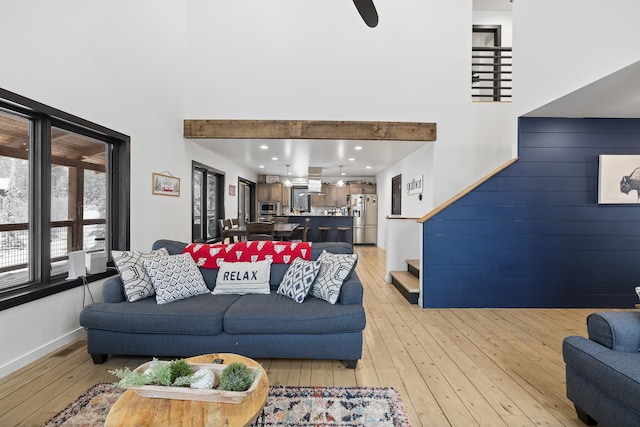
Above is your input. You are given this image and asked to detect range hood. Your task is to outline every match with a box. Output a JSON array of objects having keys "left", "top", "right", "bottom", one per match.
[{"left": 307, "top": 167, "right": 323, "bottom": 194}]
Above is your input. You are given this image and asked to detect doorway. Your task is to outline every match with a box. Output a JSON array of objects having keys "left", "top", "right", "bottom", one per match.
[
  {"left": 192, "top": 162, "right": 225, "bottom": 242},
  {"left": 392, "top": 174, "right": 402, "bottom": 215},
  {"left": 237, "top": 179, "right": 255, "bottom": 225}
]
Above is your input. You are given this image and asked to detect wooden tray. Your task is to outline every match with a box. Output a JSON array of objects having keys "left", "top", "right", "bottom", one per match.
[{"left": 127, "top": 361, "right": 262, "bottom": 404}]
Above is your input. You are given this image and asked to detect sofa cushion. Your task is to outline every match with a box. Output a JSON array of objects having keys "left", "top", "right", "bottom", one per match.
[
  {"left": 310, "top": 242, "right": 353, "bottom": 259},
  {"left": 112, "top": 248, "right": 169, "bottom": 302},
  {"left": 213, "top": 259, "right": 272, "bottom": 295},
  {"left": 277, "top": 258, "right": 320, "bottom": 303},
  {"left": 311, "top": 251, "right": 358, "bottom": 304},
  {"left": 79, "top": 293, "right": 240, "bottom": 335},
  {"left": 223, "top": 293, "right": 366, "bottom": 334},
  {"left": 143, "top": 253, "right": 209, "bottom": 304}
]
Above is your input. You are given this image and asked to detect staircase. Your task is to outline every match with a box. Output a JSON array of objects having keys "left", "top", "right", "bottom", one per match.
[{"left": 390, "top": 259, "right": 420, "bottom": 304}]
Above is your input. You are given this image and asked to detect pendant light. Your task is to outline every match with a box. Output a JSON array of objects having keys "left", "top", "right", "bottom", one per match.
[
  {"left": 336, "top": 166, "right": 345, "bottom": 187},
  {"left": 283, "top": 165, "right": 292, "bottom": 187}
]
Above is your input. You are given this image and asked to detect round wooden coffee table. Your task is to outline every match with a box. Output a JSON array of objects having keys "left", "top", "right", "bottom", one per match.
[{"left": 105, "top": 353, "right": 269, "bottom": 427}]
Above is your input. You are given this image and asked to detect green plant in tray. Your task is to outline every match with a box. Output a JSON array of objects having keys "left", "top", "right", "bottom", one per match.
[
  {"left": 218, "top": 362, "right": 256, "bottom": 392},
  {"left": 110, "top": 358, "right": 194, "bottom": 388}
]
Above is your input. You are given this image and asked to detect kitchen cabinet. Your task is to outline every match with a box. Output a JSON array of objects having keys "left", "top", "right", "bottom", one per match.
[
  {"left": 324, "top": 184, "right": 348, "bottom": 206},
  {"left": 347, "top": 183, "right": 377, "bottom": 194},
  {"left": 310, "top": 188, "right": 326, "bottom": 207},
  {"left": 281, "top": 186, "right": 290, "bottom": 209},
  {"left": 256, "top": 183, "right": 282, "bottom": 202}
]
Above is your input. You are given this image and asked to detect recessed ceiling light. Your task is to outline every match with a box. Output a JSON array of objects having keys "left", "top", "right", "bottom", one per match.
[
  {"left": 355, "top": 146, "right": 363, "bottom": 150},
  {"left": 348, "top": 158, "right": 355, "bottom": 161},
  {"left": 259, "top": 165, "right": 265, "bottom": 168},
  {"left": 366, "top": 166, "right": 372, "bottom": 169},
  {"left": 272, "top": 157, "right": 278, "bottom": 161},
  {"left": 260, "top": 145, "right": 268, "bottom": 150}
]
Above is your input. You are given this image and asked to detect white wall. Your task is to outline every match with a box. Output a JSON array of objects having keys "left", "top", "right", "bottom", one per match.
[{"left": 513, "top": 0, "right": 640, "bottom": 118}]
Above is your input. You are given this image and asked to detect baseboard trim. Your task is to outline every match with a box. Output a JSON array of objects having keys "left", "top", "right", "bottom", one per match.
[{"left": 0, "top": 327, "right": 86, "bottom": 380}]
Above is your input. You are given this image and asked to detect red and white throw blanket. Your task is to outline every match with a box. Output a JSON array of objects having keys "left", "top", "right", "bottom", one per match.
[{"left": 182, "top": 241, "right": 312, "bottom": 269}]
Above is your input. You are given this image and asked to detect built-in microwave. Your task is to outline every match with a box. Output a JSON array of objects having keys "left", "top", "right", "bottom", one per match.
[{"left": 258, "top": 201, "right": 281, "bottom": 215}]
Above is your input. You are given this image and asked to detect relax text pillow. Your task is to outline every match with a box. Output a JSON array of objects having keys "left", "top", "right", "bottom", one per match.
[{"left": 212, "top": 259, "right": 272, "bottom": 295}]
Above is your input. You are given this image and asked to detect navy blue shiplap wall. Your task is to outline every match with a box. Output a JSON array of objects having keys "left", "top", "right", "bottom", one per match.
[{"left": 423, "top": 117, "right": 640, "bottom": 308}]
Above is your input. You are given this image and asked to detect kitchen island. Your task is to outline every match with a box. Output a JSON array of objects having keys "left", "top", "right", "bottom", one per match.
[{"left": 279, "top": 215, "right": 353, "bottom": 244}]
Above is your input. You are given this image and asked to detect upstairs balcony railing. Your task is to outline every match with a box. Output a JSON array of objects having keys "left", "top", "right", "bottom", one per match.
[{"left": 472, "top": 46, "right": 512, "bottom": 102}]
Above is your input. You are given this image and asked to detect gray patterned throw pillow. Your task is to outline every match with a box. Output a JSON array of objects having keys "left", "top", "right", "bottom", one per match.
[
  {"left": 112, "top": 248, "right": 169, "bottom": 302},
  {"left": 143, "top": 253, "right": 209, "bottom": 305},
  {"left": 310, "top": 251, "right": 358, "bottom": 304},
  {"left": 277, "top": 257, "right": 320, "bottom": 303}
]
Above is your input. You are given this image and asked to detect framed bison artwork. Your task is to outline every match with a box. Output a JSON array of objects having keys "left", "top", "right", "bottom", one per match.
[{"left": 598, "top": 155, "right": 640, "bottom": 204}]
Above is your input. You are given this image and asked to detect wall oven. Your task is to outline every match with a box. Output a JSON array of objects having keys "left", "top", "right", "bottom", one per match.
[{"left": 258, "top": 201, "right": 281, "bottom": 216}]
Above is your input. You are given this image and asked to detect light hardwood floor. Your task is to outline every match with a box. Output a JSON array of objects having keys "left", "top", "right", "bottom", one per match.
[{"left": 0, "top": 245, "right": 604, "bottom": 426}]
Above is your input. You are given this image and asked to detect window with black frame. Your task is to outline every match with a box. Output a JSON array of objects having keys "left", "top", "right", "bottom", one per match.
[{"left": 0, "top": 89, "right": 130, "bottom": 310}]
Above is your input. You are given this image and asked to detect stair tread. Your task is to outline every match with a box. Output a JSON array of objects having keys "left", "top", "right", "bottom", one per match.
[
  {"left": 406, "top": 259, "right": 420, "bottom": 271},
  {"left": 390, "top": 271, "right": 419, "bottom": 293}
]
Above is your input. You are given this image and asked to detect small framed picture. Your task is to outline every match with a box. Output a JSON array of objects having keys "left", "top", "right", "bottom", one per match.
[
  {"left": 229, "top": 184, "right": 236, "bottom": 196},
  {"left": 598, "top": 154, "right": 640, "bottom": 204},
  {"left": 152, "top": 173, "right": 180, "bottom": 197}
]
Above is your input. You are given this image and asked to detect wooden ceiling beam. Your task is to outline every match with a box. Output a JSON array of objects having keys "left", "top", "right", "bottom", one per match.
[{"left": 184, "top": 119, "right": 437, "bottom": 142}]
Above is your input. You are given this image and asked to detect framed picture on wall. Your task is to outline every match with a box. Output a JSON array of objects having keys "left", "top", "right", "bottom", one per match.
[
  {"left": 598, "top": 154, "right": 640, "bottom": 204},
  {"left": 152, "top": 172, "right": 180, "bottom": 197}
]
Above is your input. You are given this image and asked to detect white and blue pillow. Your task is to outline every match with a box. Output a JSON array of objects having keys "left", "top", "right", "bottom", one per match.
[
  {"left": 277, "top": 257, "right": 320, "bottom": 303},
  {"left": 310, "top": 251, "right": 358, "bottom": 304},
  {"left": 143, "top": 253, "right": 209, "bottom": 305},
  {"left": 112, "top": 248, "right": 169, "bottom": 302}
]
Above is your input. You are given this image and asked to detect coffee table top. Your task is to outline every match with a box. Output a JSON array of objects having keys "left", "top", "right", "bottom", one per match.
[{"left": 105, "top": 353, "right": 269, "bottom": 427}]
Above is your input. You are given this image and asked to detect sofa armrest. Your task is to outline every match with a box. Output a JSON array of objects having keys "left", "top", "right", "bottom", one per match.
[
  {"left": 103, "top": 276, "right": 126, "bottom": 303},
  {"left": 152, "top": 239, "right": 188, "bottom": 255},
  {"left": 338, "top": 278, "right": 363, "bottom": 305},
  {"left": 587, "top": 311, "right": 640, "bottom": 352}
]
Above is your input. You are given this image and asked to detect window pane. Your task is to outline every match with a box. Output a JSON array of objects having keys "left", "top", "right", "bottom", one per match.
[
  {"left": 192, "top": 169, "right": 203, "bottom": 241},
  {"left": 206, "top": 174, "right": 216, "bottom": 239},
  {"left": 0, "top": 111, "right": 30, "bottom": 289},
  {"left": 84, "top": 169, "right": 106, "bottom": 252},
  {"left": 50, "top": 127, "right": 107, "bottom": 277}
]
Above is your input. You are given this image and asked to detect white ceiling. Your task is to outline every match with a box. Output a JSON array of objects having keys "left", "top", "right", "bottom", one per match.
[{"left": 192, "top": 137, "right": 430, "bottom": 178}]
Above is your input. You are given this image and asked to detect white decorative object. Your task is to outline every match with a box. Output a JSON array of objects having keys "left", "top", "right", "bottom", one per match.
[
  {"left": 190, "top": 368, "right": 216, "bottom": 390},
  {"left": 635, "top": 286, "right": 640, "bottom": 300},
  {"left": 406, "top": 174, "right": 423, "bottom": 196}
]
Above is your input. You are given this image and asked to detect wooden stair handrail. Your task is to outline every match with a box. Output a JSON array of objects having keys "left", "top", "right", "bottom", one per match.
[{"left": 417, "top": 158, "right": 519, "bottom": 223}]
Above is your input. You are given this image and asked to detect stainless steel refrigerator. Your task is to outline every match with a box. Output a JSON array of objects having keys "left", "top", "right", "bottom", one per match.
[{"left": 348, "top": 194, "right": 378, "bottom": 244}]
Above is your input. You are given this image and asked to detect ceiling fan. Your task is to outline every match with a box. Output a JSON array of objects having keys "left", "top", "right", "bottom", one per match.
[{"left": 353, "top": 0, "right": 379, "bottom": 27}]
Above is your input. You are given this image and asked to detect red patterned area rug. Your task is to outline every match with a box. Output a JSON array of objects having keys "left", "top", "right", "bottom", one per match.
[{"left": 45, "top": 383, "right": 412, "bottom": 426}]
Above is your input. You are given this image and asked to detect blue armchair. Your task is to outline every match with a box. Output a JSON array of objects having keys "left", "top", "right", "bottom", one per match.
[{"left": 563, "top": 311, "right": 640, "bottom": 426}]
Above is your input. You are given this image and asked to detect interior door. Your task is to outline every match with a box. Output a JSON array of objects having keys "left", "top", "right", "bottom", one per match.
[
  {"left": 392, "top": 174, "right": 401, "bottom": 215},
  {"left": 192, "top": 163, "right": 224, "bottom": 242}
]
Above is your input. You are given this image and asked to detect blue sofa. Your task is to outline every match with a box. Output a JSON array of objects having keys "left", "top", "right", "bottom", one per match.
[
  {"left": 80, "top": 240, "right": 366, "bottom": 368},
  {"left": 563, "top": 311, "right": 640, "bottom": 426}
]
